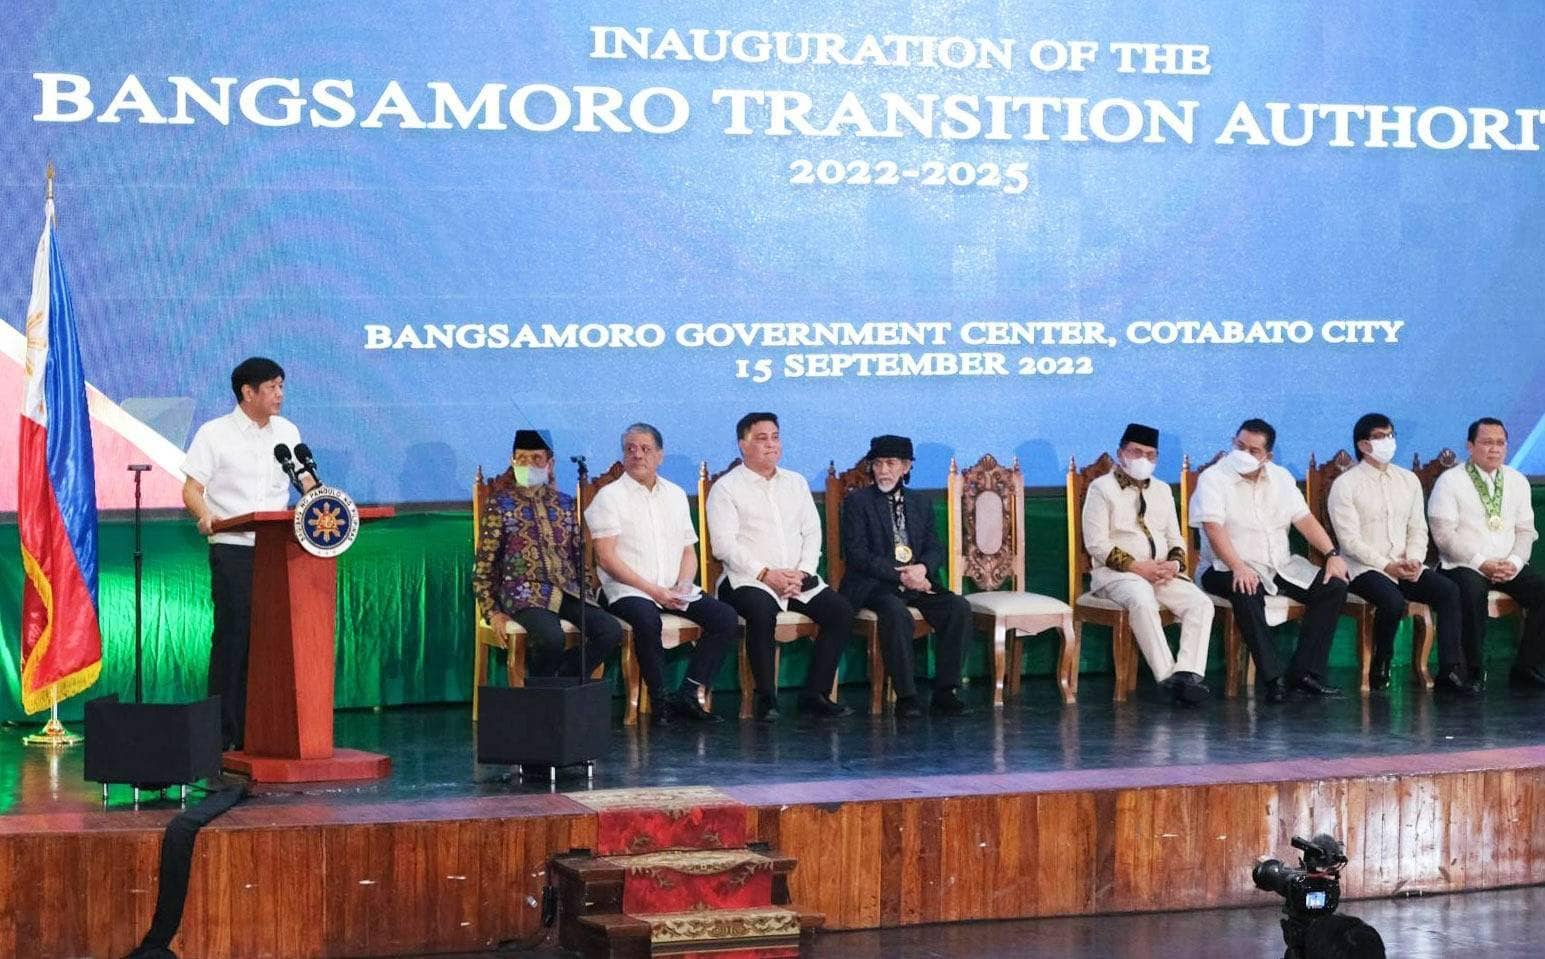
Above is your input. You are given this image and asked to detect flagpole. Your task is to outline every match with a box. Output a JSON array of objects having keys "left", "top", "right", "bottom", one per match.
[
  {"left": 21, "top": 162, "right": 85, "bottom": 749},
  {"left": 23, "top": 688, "right": 84, "bottom": 747}
]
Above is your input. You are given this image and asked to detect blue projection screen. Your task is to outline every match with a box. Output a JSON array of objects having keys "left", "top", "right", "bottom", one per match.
[{"left": 3, "top": 2, "right": 1543, "bottom": 502}]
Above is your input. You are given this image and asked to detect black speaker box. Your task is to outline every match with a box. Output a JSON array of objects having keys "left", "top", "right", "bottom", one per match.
[
  {"left": 476, "top": 678, "right": 610, "bottom": 767},
  {"left": 83, "top": 695, "right": 224, "bottom": 788}
]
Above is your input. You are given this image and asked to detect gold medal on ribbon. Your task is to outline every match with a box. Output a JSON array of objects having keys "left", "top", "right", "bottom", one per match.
[
  {"left": 894, "top": 543, "right": 913, "bottom": 563},
  {"left": 1488, "top": 514, "right": 1505, "bottom": 533}
]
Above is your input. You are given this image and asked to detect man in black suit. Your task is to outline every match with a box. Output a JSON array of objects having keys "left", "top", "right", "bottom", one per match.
[{"left": 838, "top": 435, "right": 971, "bottom": 717}]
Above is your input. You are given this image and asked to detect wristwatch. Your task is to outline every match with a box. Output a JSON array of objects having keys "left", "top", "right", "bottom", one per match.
[{"left": 1326, "top": 548, "right": 1341, "bottom": 558}]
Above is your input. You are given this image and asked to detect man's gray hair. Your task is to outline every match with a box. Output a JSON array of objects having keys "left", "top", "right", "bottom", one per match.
[{"left": 622, "top": 422, "right": 664, "bottom": 450}]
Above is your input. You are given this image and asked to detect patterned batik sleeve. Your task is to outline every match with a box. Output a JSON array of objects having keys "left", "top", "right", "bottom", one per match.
[{"left": 472, "top": 499, "right": 505, "bottom": 621}]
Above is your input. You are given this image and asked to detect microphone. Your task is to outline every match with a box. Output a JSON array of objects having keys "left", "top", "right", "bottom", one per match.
[
  {"left": 293, "top": 443, "right": 321, "bottom": 485},
  {"left": 274, "top": 444, "right": 304, "bottom": 492}
]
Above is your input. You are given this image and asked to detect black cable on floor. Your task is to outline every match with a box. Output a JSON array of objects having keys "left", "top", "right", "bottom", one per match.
[{"left": 123, "top": 780, "right": 249, "bottom": 959}]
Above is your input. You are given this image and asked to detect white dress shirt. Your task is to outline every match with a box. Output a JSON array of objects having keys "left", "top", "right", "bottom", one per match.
[
  {"left": 1427, "top": 463, "right": 1535, "bottom": 572},
  {"left": 705, "top": 463, "right": 826, "bottom": 608},
  {"left": 1083, "top": 471, "right": 1186, "bottom": 592},
  {"left": 1189, "top": 460, "right": 1318, "bottom": 593},
  {"left": 1327, "top": 459, "right": 1428, "bottom": 581},
  {"left": 182, "top": 406, "right": 302, "bottom": 547},
  {"left": 584, "top": 472, "right": 698, "bottom": 605}
]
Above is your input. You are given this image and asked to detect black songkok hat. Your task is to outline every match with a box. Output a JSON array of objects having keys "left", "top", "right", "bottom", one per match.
[
  {"left": 512, "top": 429, "right": 553, "bottom": 454},
  {"left": 1120, "top": 423, "right": 1160, "bottom": 448},
  {"left": 866, "top": 434, "right": 915, "bottom": 461}
]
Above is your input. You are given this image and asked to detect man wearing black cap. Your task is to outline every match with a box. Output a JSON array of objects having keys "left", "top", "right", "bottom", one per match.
[
  {"left": 472, "top": 428, "right": 623, "bottom": 679},
  {"left": 838, "top": 435, "right": 970, "bottom": 716},
  {"left": 1082, "top": 423, "right": 1213, "bottom": 704}
]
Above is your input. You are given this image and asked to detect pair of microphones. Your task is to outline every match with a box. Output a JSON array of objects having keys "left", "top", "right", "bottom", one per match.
[{"left": 274, "top": 443, "right": 321, "bottom": 493}]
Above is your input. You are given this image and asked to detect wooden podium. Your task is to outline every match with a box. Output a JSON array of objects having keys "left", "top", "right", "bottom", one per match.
[{"left": 212, "top": 506, "right": 396, "bottom": 783}]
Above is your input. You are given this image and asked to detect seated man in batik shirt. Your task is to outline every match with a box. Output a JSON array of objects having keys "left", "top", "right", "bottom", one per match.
[{"left": 472, "top": 428, "right": 622, "bottom": 677}]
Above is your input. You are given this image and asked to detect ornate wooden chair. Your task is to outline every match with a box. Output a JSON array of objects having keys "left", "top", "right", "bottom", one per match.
[
  {"left": 471, "top": 466, "right": 602, "bottom": 723},
  {"left": 1066, "top": 453, "right": 1171, "bottom": 702},
  {"left": 1414, "top": 449, "right": 1521, "bottom": 647},
  {"left": 1182, "top": 452, "right": 1303, "bottom": 698},
  {"left": 946, "top": 454, "right": 1076, "bottom": 705},
  {"left": 1306, "top": 450, "right": 1433, "bottom": 693},
  {"left": 824, "top": 458, "right": 934, "bottom": 715},
  {"left": 579, "top": 461, "right": 706, "bottom": 727},
  {"left": 698, "top": 460, "right": 834, "bottom": 719}
]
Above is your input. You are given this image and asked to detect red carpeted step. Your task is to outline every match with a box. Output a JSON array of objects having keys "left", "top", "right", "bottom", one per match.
[
  {"left": 571, "top": 786, "right": 750, "bottom": 855},
  {"left": 607, "top": 849, "right": 778, "bottom": 914}
]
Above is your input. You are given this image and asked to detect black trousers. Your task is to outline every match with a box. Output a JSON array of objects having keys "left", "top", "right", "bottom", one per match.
[
  {"left": 1440, "top": 565, "right": 1545, "bottom": 673},
  {"left": 1348, "top": 569, "right": 1463, "bottom": 669},
  {"left": 207, "top": 544, "right": 255, "bottom": 749},
  {"left": 1200, "top": 566, "right": 1347, "bottom": 684},
  {"left": 862, "top": 589, "right": 971, "bottom": 697},
  {"left": 512, "top": 593, "right": 624, "bottom": 678},
  {"left": 605, "top": 594, "right": 738, "bottom": 701},
  {"left": 720, "top": 582, "right": 853, "bottom": 697}
]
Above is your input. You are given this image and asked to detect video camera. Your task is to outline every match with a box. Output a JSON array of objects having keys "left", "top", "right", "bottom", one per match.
[{"left": 1253, "top": 833, "right": 1347, "bottom": 958}]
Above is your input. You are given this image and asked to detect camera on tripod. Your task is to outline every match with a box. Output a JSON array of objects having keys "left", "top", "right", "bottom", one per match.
[{"left": 1253, "top": 833, "right": 1347, "bottom": 957}]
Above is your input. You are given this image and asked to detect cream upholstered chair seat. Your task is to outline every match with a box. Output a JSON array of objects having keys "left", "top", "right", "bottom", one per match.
[
  {"left": 948, "top": 453, "right": 1078, "bottom": 705},
  {"left": 967, "top": 591, "right": 1074, "bottom": 617}
]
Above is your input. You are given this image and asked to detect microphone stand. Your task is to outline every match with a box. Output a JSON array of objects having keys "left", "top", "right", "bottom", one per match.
[
  {"left": 571, "top": 455, "right": 588, "bottom": 684},
  {"left": 128, "top": 464, "right": 151, "bottom": 703}
]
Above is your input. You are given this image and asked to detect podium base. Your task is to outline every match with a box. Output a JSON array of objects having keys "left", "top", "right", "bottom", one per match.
[{"left": 222, "top": 748, "right": 391, "bottom": 783}]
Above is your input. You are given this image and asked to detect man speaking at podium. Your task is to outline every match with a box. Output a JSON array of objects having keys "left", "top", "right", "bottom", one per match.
[{"left": 181, "top": 357, "right": 312, "bottom": 751}]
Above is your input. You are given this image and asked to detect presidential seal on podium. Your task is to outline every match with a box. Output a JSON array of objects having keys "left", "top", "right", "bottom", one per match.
[{"left": 293, "top": 485, "right": 362, "bottom": 558}]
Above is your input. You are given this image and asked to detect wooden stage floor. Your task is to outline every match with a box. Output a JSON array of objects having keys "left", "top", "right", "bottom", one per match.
[{"left": 3, "top": 674, "right": 1543, "bottom": 958}]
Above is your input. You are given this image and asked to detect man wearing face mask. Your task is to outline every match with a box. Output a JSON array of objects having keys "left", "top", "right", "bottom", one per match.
[
  {"left": 1327, "top": 414, "right": 1469, "bottom": 695},
  {"left": 1428, "top": 417, "right": 1544, "bottom": 691},
  {"left": 1191, "top": 418, "right": 1350, "bottom": 703},
  {"left": 472, "top": 428, "right": 623, "bottom": 679},
  {"left": 1083, "top": 423, "right": 1214, "bottom": 705},
  {"left": 837, "top": 435, "right": 971, "bottom": 717}
]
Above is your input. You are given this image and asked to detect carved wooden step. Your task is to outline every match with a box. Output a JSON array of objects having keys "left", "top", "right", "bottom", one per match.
[
  {"left": 553, "top": 848, "right": 821, "bottom": 958},
  {"left": 573, "top": 905, "right": 820, "bottom": 958}
]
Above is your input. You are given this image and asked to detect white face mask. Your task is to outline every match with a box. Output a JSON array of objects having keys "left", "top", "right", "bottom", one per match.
[
  {"left": 1227, "top": 448, "right": 1264, "bottom": 475},
  {"left": 1366, "top": 437, "right": 1397, "bottom": 464},
  {"left": 512, "top": 464, "right": 549, "bottom": 487},
  {"left": 1121, "top": 456, "right": 1156, "bottom": 482}
]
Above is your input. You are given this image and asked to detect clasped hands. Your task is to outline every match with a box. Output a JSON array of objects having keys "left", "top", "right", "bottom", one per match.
[
  {"left": 759, "top": 567, "right": 809, "bottom": 598},
  {"left": 896, "top": 563, "right": 934, "bottom": 593},
  {"left": 1382, "top": 558, "right": 1426, "bottom": 583},
  {"left": 1479, "top": 558, "right": 1519, "bottom": 584},
  {"left": 1131, "top": 559, "right": 1182, "bottom": 586}
]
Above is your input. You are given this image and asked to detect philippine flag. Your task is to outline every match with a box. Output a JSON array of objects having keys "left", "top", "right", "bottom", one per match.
[{"left": 18, "top": 188, "right": 101, "bottom": 714}]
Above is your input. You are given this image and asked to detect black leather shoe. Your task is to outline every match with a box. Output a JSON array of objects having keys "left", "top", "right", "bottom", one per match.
[
  {"left": 1468, "top": 670, "right": 1487, "bottom": 695},
  {"left": 797, "top": 692, "right": 854, "bottom": 718},
  {"left": 1433, "top": 668, "right": 1478, "bottom": 698},
  {"left": 894, "top": 695, "right": 924, "bottom": 718},
  {"left": 1368, "top": 654, "right": 1392, "bottom": 691},
  {"left": 672, "top": 689, "right": 723, "bottom": 723},
  {"left": 753, "top": 694, "right": 781, "bottom": 723},
  {"left": 649, "top": 698, "right": 678, "bottom": 727},
  {"left": 1166, "top": 671, "right": 1210, "bottom": 706},
  {"left": 1509, "top": 665, "right": 1545, "bottom": 690},
  {"left": 929, "top": 688, "right": 969, "bottom": 716},
  {"left": 1264, "top": 677, "right": 1289, "bottom": 704},
  {"left": 1289, "top": 674, "right": 1343, "bottom": 697}
]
